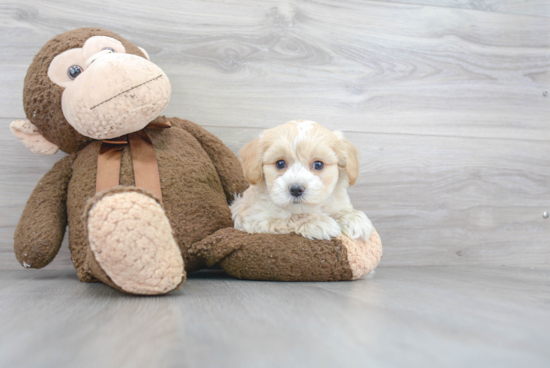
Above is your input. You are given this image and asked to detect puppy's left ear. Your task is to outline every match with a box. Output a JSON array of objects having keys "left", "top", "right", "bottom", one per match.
[
  {"left": 240, "top": 138, "right": 264, "bottom": 185},
  {"left": 336, "top": 134, "right": 360, "bottom": 186}
]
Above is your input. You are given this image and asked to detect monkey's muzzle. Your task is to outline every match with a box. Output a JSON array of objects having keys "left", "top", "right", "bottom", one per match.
[{"left": 61, "top": 53, "right": 171, "bottom": 140}]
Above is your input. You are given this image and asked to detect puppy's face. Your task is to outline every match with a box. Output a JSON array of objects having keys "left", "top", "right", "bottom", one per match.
[{"left": 241, "top": 120, "right": 359, "bottom": 213}]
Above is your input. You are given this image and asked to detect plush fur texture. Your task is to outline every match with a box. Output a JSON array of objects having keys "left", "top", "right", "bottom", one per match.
[
  {"left": 231, "top": 120, "right": 373, "bottom": 241},
  {"left": 86, "top": 189, "right": 184, "bottom": 294},
  {"left": 63, "top": 116, "right": 243, "bottom": 283},
  {"left": 22, "top": 28, "right": 147, "bottom": 153},
  {"left": 59, "top": 52, "right": 170, "bottom": 139},
  {"left": 341, "top": 229, "right": 382, "bottom": 279},
  {"left": 191, "top": 228, "right": 382, "bottom": 281},
  {"left": 14, "top": 154, "right": 74, "bottom": 268},
  {"left": 12, "top": 28, "right": 383, "bottom": 295},
  {"left": 10, "top": 119, "right": 59, "bottom": 155}
]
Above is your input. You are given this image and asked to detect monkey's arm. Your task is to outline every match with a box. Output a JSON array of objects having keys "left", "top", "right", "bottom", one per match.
[
  {"left": 14, "top": 154, "right": 76, "bottom": 269},
  {"left": 191, "top": 228, "right": 382, "bottom": 281},
  {"left": 169, "top": 117, "right": 249, "bottom": 202}
]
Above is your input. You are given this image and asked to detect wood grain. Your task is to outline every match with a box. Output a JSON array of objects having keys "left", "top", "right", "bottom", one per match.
[
  {"left": 0, "top": 267, "right": 549, "bottom": 367},
  {"left": 376, "top": 0, "right": 550, "bottom": 18},
  {"left": 0, "top": 0, "right": 549, "bottom": 140}
]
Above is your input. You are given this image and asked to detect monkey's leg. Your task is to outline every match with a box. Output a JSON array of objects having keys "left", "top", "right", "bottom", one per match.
[
  {"left": 84, "top": 187, "right": 185, "bottom": 295},
  {"left": 191, "top": 228, "right": 382, "bottom": 281}
]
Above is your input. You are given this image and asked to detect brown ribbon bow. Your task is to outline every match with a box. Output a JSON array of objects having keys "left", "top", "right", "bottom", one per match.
[{"left": 96, "top": 119, "right": 171, "bottom": 203}]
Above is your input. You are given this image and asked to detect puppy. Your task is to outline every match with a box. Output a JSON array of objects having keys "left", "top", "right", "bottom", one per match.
[{"left": 230, "top": 120, "right": 373, "bottom": 241}]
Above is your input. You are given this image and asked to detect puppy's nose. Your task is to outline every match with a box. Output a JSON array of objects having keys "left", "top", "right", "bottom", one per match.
[{"left": 289, "top": 185, "right": 305, "bottom": 197}]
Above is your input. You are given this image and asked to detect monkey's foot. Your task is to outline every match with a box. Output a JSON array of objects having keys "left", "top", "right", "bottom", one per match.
[
  {"left": 337, "top": 229, "right": 382, "bottom": 280},
  {"left": 86, "top": 187, "right": 185, "bottom": 295}
]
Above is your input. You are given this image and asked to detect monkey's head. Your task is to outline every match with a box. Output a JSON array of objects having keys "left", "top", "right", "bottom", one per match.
[{"left": 10, "top": 28, "right": 171, "bottom": 154}]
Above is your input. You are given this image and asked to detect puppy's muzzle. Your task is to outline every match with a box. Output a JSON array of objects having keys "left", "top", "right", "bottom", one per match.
[{"left": 290, "top": 185, "right": 305, "bottom": 198}]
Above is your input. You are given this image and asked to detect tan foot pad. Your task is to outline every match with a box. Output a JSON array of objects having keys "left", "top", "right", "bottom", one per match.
[
  {"left": 339, "top": 229, "right": 382, "bottom": 280},
  {"left": 88, "top": 191, "right": 184, "bottom": 295}
]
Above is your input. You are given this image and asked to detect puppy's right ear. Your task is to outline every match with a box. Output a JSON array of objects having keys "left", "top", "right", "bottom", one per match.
[{"left": 240, "top": 138, "right": 263, "bottom": 185}]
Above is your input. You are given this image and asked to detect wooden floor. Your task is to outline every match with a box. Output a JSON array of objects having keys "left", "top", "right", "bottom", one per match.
[{"left": 0, "top": 266, "right": 549, "bottom": 368}]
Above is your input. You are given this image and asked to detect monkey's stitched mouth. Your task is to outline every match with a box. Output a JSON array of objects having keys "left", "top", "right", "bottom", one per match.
[{"left": 90, "top": 74, "right": 164, "bottom": 110}]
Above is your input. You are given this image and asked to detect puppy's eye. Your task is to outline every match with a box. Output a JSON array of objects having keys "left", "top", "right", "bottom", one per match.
[
  {"left": 67, "top": 65, "right": 83, "bottom": 80},
  {"left": 313, "top": 161, "right": 324, "bottom": 170},
  {"left": 102, "top": 47, "right": 116, "bottom": 53},
  {"left": 275, "top": 160, "right": 286, "bottom": 169}
]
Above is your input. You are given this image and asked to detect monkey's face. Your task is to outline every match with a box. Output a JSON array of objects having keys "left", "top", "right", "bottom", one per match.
[
  {"left": 12, "top": 28, "right": 173, "bottom": 154},
  {"left": 47, "top": 35, "right": 170, "bottom": 140}
]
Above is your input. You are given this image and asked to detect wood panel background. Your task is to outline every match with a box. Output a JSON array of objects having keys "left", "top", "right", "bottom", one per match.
[{"left": 0, "top": 0, "right": 549, "bottom": 269}]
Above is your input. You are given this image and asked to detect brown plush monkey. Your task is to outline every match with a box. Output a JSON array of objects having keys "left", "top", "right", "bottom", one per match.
[{"left": 11, "top": 28, "right": 382, "bottom": 295}]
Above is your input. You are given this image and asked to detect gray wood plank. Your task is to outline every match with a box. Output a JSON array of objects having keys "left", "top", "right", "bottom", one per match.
[
  {"left": 2, "top": 120, "right": 549, "bottom": 269},
  {"left": 0, "top": 267, "right": 549, "bottom": 368},
  {"left": 0, "top": 0, "right": 549, "bottom": 141},
  {"left": 375, "top": 0, "right": 550, "bottom": 18}
]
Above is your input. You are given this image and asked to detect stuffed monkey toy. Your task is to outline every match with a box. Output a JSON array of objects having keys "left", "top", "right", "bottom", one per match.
[{"left": 11, "top": 28, "right": 382, "bottom": 295}]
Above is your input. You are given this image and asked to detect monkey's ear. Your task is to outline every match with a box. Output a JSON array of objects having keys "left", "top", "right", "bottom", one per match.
[
  {"left": 10, "top": 119, "right": 59, "bottom": 155},
  {"left": 138, "top": 47, "right": 150, "bottom": 60}
]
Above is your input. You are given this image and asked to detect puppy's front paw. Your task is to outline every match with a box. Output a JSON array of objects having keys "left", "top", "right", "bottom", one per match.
[
  {"left": 294, "top": 215, "right": 342, "bottom": 241},
  {"left": 335, "top": 210, "right": 373, "bottom": 241}
]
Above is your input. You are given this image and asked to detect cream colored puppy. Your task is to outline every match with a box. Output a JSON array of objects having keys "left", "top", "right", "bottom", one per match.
[{"left": 231, "top": 120, "right": 373, "bottom": 241}]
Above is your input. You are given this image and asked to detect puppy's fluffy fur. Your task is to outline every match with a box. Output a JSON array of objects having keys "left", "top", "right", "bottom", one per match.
[{"left": 231, "top": 120, "right": 373, "bottom": 241}]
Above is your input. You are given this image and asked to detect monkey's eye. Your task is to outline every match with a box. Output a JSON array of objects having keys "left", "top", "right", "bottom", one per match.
[
  {"left": 313, "top": 161, "right": 324, "bottom": 170},
  {"left": 102, "top": 47, "right": 115, "bottom": 53},
  {"left": 67, "top": 65, "right": 83, "bottom": 80},
  {"left": 276, "top": 160, "right": 286, "bottom": 169}
]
